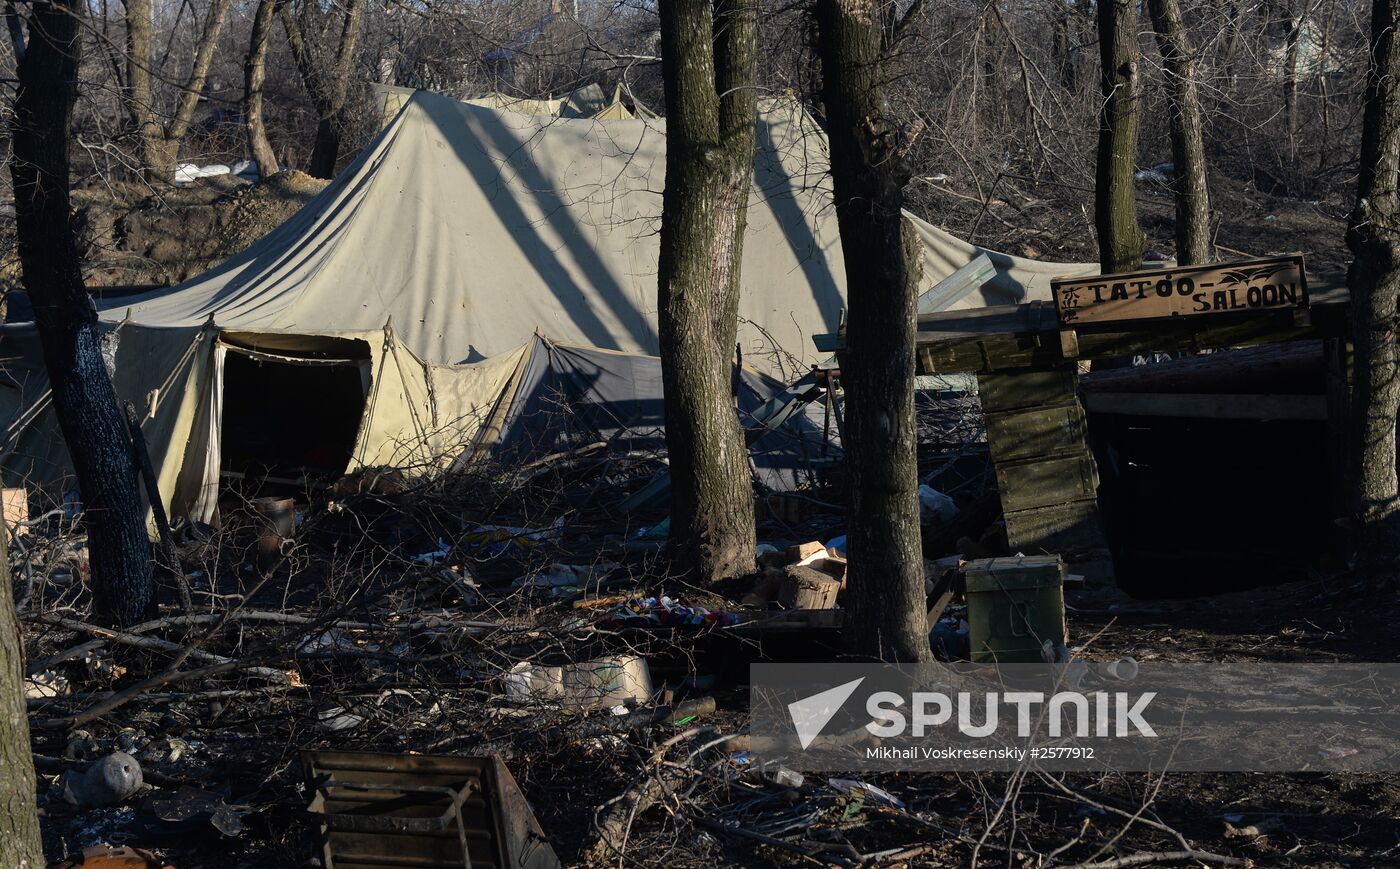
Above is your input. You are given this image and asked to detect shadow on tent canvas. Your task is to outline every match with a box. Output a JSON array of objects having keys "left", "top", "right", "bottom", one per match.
[
  {"left": 428, "top": 96, "right": 656, "bottom": 354},
  {"left": 751, "top": 111, "right": 844, "bottom": 331}
]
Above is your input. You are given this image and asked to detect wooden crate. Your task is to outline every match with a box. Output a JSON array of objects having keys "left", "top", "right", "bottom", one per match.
[
  {"left": 995, "top": 450, "right": 1099, "bottom": 513},
  {"left": 1002, "top": 498, "right": 1107, "bottom": 554},
  {"left": 985, "top": 402, "right": 1087, "bottom": 463},
  {"left": 977, "top": 367, "right": 1078, "bottom": 412}
]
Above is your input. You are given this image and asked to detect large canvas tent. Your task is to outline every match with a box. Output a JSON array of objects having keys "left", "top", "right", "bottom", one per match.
[{"left": 0, "top": 88, "right": 1092, "bottom": 524}]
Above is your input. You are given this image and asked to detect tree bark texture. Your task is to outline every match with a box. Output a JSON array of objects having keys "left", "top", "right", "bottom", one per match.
[
  {"left": 0, "top": 524, "right": 42, "bottom": 867},
  {"left": 816, "top": 0, "right": 931, "bottom": 663},
  {"left": 280, "top": 0, "right": 364, "bottom": 179},
  {"left": 1050, "top": 0, "right": 1075, "bottom": 91},
  {"left": 1283, "top": 3, "right": 1305, "bottom": 145},
  {"left": 13, "top": 0, "right": 155, "bottom": 626},
  {"left": 1346, "top": 0, "right": 1400, "bottom": 567},
  {"left": 123, "top": 0, "right": 233, "bottom": 181},
  {"left": 308, "top": 117, "right": 343, "bottom": 180},
  {"left": 1094, "top": 0, "right": 1145, "bottom": 274},
  {"left": 657, "top": 0, "right": 758, "bottom": 585},
  {"left": 4, "top": 2, "right": 24, "bottom": 70},
  {"left": 1146, "top": 0, "right": 1211, "bottom": 265},
  {"left": 245, "top": 0, "right": 282, "bottom": 179}
]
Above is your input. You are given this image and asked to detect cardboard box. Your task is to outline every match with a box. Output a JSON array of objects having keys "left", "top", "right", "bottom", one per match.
[
  {"left": 3, "top": 487, "right": 26, "bottom": 537},
  {"left": 504, "top": 655, "right": 653, "bottom": 710}
]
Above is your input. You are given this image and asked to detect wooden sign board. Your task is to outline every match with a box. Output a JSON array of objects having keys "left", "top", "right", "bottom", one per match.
[{"left": 1053, "top": 254, "right": 1308, "bottom": 326}]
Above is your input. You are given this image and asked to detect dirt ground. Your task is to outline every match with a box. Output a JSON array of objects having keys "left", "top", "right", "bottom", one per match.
[{"left": 23, "top": 465, "right": 1400, "bottom": 868}]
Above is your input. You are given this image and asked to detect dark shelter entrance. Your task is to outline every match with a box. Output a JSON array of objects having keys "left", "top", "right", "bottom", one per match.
[
  {"left": 219, "top": 343, "right": 370, "bottom": 488},
  {"left": 1088, "top": 407, "right": 1333, "bottom": 596},
  {"left": 873, "top": 264, "right": 1349, "bottom": 598},
  {"left": 1081, "top": 342, "right": 1336, "bottom": 596}
]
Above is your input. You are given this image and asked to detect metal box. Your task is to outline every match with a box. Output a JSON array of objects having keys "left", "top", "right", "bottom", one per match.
[{"left": 963, "top": 556, "right": 1067, "bottom": 664}]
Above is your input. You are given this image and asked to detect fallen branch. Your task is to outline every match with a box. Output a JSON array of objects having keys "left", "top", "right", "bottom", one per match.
[
  {"left": 27, "top": 613, "right": 292, "bottom": 684},
  {"left": 25, "top": 638, "right": 104, "bottom": 676},
  {"left": 33, "top": 567, "right": 435, "bottom": 729},
  {"left": 586, "top": 764, "right": 691, "bottom": 863},
  {"left": 1066, "top": 850, "right": 1248, "bottom": 869},
  {"left": 689, "top": 815, "right": 853, "bottom": 867}
]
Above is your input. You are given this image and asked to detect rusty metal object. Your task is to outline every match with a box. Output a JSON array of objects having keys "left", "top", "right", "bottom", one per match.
[
  {"left": 249, "top": 496, "right": 294, "bottom": 571},
  {"left": 51, "top": 845, "right": 175, "bottom": 868},
  {"left": 301, "top": 750, "right": 560, "bottom": 869}
]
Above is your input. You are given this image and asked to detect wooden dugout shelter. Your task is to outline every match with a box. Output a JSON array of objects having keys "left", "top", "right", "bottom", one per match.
[{"left": 837, "top": 256, "right": 1351, "bottom": 591}]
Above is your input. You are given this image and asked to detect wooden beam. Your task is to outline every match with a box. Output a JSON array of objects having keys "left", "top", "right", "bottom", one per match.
[
  {"left": 915, "top": 301, "right": 1349, "bottom": 375},
  {"left": 1081, "top": 391, "right": 1329, "bottom": 420}
]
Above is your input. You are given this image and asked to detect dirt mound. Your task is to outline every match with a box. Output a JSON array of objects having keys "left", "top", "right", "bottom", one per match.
[{"left": 71, "top": 172, "right": 330, "bottom": 287}]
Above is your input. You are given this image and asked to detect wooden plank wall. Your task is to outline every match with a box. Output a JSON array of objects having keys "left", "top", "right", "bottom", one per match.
[{"left": 978, "top": 365, "right": 1115, "bottom": 584}]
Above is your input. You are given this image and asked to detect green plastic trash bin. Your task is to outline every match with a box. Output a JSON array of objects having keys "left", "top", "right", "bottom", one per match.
[{"left": 964, "top": 555, "right": 1067, "bottom": 663}]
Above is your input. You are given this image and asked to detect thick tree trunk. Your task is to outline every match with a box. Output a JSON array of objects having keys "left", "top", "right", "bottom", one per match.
[
  {"left": 657, "top": 0, "right": 758, "bottom": 585},
  {"left": 1147, "top": 0, "right": 1211, "bottom": 265},
  {"left": 1347, "top": 0, "right": 1400, "bottom": 569},
  {"left": 0, "top": 523, "right": 41, "bottom": 867},
  {"left": 13, "top": 0, "right": 155, "bottom": 626},
  {"left": 307, "top": 116, "right": 342, "bottom": 180},
  {"left": 816, "top": 0, "right": 931, "bottom": 663},
  {"left": 123, "top": 0, "right": 165, "bottom": 180},
  {"left": 280, "top": 0, "right": 363, "bottom": 179},
  {"left": 1094, "top": 0, "right": 1145, "bottom": 274},
  {"left": 244, "top": 0, "right": 281, "bottom": 178},
  {"left": 122, "top": 0, "right": 232, "bottom": 182}
]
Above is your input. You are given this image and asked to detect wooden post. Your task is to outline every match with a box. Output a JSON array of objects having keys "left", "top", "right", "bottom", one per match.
[{"left": 977, "top": 365, "right": 1115, "bottom": 585}]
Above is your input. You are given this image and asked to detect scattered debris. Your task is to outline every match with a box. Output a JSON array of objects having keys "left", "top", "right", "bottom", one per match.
[
  {"left": 50, "top": 845, "right": 174, "bottom": 868},
  {"left": 504, "top": 655, "right": 653, "bottom": 710},
  {"left": 827, "top": 778, "right": 905, "bottom": 809},
  {"left": 63, "top": 752, "right": 144, "bottom": 809},
  {"left": 146, "top": 786, "right": 252, "bottom": 838},
  {"left": 778, "top": 565, "right": 841, "bottom": 610}
]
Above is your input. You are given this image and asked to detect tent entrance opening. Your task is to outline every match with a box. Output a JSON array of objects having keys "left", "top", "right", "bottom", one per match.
[{"left": 220, "top": 349, "right": 368, "bottom": 488}]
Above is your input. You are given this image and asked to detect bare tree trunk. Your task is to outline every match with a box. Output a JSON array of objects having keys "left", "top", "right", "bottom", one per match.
[
  {"left": 13, "top": 0, "right": 155, "bottom": 626},
  {"left": 1347, "top": 0, "right": 1400, "bottom": 569},
  {"left": 280, "top": 0, "right": 364, "bottom": 179},
  {"left": 1221, "top": 0, "right": 1243, "bottom": 88},
  {"left": 307, "top": 117, "right": 342, "bottom": 180},
  {"left": 123, "top": 0, "right": 165, "bottom": 178},
  {"left": 1284, "top": 3, "right": 1305, "bottom": 149},
  {"left": 122, "top": 0, "right": 232, "bottom": 181},
  {"left": 0, "top": 521, "right": 40, "bottom": 865},
  {"left": 245, "top": 0, "right": 282, "bottom": 179},
  {"left": 1147, "top": 0, "right": 1211, "bottom": 264},
  {"left": 164, "top": 0, "right": 234, "bottom": 146},
  {"left": 1050, "top": 0, "right": 1076, "bottom": 91},
  {"left": 3, "top": 2, "right": 24, "bottom": 70},
  {"left": 1095, "top": 0, "right": 1145, "bottom": 274},
  {"left": 816, "top": 0, "right": 931, "bottom": 663},
  {"left": 657, "top": 0, "right": 758, "bottom": 585}
]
